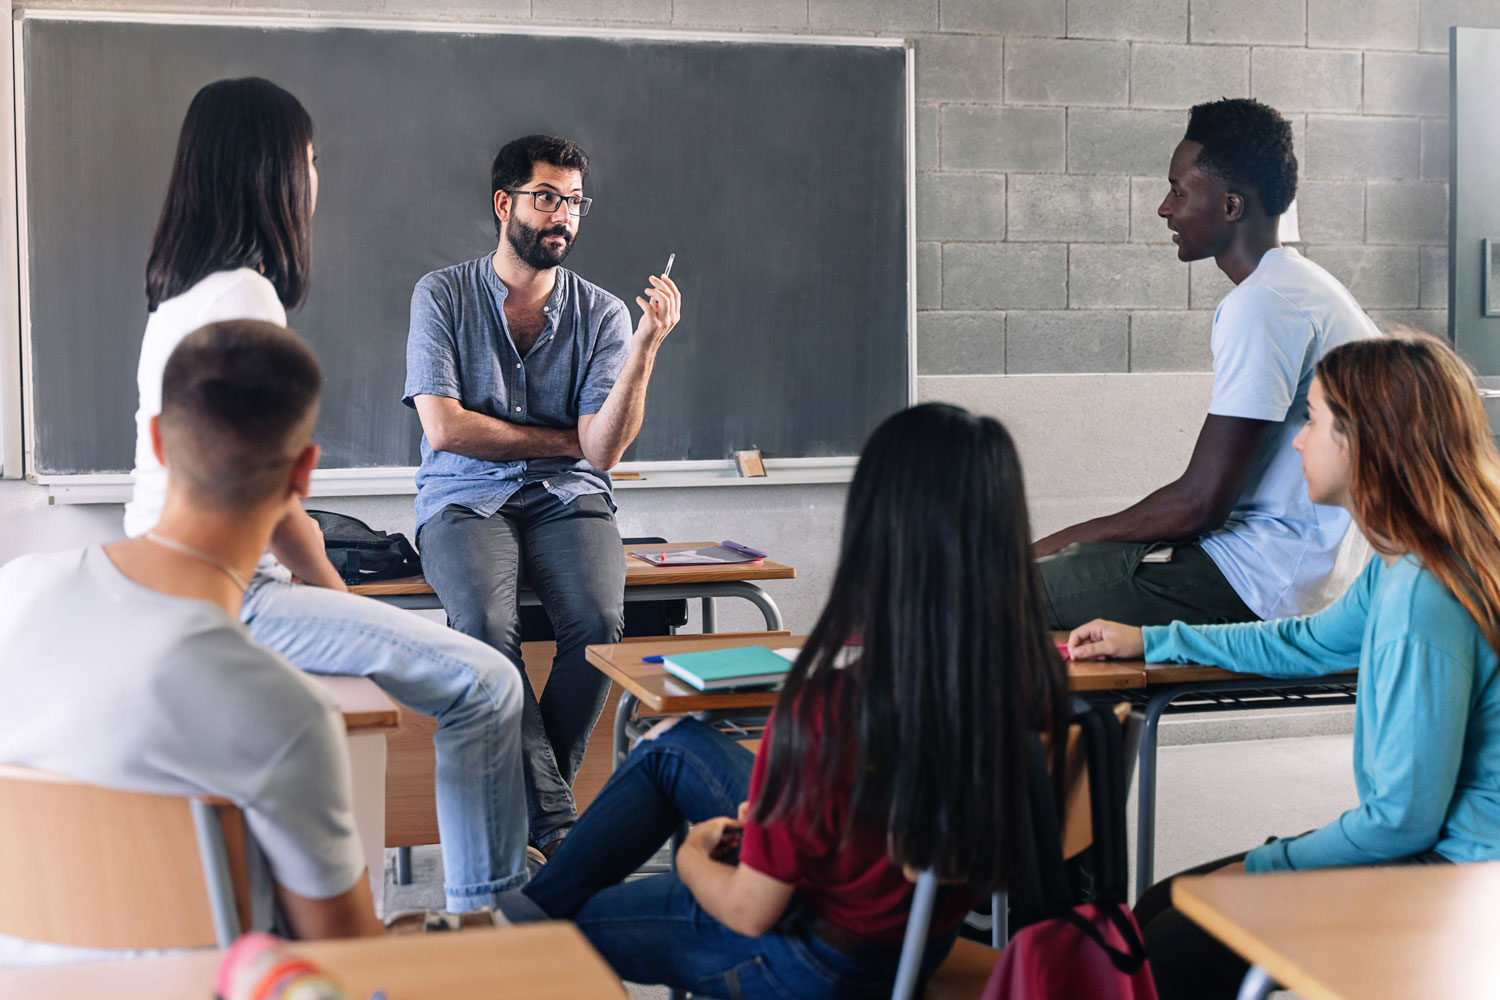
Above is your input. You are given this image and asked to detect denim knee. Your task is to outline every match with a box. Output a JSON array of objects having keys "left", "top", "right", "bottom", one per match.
[
  {"left": 550, "top": 598, "right": 624, "bottom": 648},
  {"left": 445, "top": 642, "right": 524, "bottom": 725}
]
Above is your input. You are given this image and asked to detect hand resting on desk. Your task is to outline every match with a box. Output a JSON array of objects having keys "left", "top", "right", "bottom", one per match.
[{"left": 1068, "top": 619, "right": 1145, "bottom": 660}]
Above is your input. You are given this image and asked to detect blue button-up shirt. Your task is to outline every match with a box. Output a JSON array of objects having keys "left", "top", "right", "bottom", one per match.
[{"left": 403, "top": 254, "right": 632, "bottom": 529}]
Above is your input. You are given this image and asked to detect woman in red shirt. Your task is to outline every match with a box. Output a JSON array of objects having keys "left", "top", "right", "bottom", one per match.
[{"left": 498, "top": 403, "right": 1068, "bottom": 998}]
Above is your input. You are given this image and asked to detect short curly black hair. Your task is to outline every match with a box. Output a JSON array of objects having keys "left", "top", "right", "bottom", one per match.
[
  {"left": 1183, "top": 98, "right": 1297, "bottom": 217},
  {"left": 491, "top": 134, "right": 590, "bottom": 236}
]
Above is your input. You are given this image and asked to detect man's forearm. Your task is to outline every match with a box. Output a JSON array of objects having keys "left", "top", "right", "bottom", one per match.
[
  {"left": 580, "top": 340, "right": 658, "bottom": 470},
  {"left": 1033, "top": 481, "right": 1217, "bottom": 556},
  {"left": 271, "top": 505, "right": 348, "bottom": 592},
  {"left": 432, "top": 408, "right": 582, "bottom": 463}
]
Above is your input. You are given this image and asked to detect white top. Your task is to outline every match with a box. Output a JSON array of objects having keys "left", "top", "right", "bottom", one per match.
[
  {"left": 0, "top": 546, "right": 364, "bottom": 963},
  {"left": 1198, "top": 247, "right": 1378, "bottom": 620},
  {"left": 123, "top": 269, "right": 286, "bottom": 541}
]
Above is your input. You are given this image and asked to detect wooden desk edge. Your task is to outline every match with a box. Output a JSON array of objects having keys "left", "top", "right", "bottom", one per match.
[
  {"left": 352, "top": 542, "right": 796, "bottom": 596},
  {"left": 1172, "top": 877, "right": 1338, "bottom": 1000},
  {"left": 343, "top": 707, "right": 402, "bottom": 731}
]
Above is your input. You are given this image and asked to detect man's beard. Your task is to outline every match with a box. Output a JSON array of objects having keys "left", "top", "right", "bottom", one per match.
[{"left": 507, "top": 219, "right": 573, "bottom": 270}]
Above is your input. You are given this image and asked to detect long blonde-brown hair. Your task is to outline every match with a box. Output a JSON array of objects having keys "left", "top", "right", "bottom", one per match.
[{"left": 1316, "top": 330, "right": 1500, "bottom": 652}]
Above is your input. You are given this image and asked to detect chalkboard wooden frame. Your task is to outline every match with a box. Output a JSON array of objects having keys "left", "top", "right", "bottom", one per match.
[{"left": 9, "top": 9, "right": 916, "bottom": 498}]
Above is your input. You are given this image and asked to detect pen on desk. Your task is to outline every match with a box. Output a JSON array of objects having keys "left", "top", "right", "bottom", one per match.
[
  {"left": 643, "top": 655, "right": 665, "bottom": 663},
  {"left": 663, "top": 252, "right": 676, "bottom": 278}
]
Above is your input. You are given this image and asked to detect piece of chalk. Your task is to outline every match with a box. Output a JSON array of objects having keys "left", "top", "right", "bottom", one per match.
[{"left": 663, "top": 253, "right": 676, "bottom": 278}]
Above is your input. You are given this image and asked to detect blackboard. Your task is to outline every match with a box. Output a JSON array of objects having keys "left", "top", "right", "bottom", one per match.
[{"left": 19, "top": 16, "right": 910, "bottom": 476}]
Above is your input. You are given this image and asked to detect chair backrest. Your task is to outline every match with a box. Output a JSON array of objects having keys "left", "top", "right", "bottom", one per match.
[
  {"left": 890, "top": 701, "right": 1134, "bottom": 1000},
  {"left": 0, "top": 765, "right": 252, "bottom": 950}
]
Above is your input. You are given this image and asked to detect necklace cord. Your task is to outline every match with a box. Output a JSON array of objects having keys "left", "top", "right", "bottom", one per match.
[{"left": 143, "top": 531, "right": 250, "bottom": 594}]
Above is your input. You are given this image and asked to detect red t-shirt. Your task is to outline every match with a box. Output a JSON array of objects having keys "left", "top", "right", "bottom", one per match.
[{"left": 738, "top": 703, "right": 975, "bottom": 945}]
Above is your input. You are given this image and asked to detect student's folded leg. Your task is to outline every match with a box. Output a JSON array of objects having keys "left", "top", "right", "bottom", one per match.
[
  {"left": 516, "top": 718, "right": 754, "bottom": 922},
  {"left": 522, "top": 490, "right": 626, "bottom": 789},
  {"left": 1038, "top": 541, "right": 1258, "bottom": 630},
  {"left": 417, "top": 502, "right": 580, "bottom": 854},
  {"left": 239, "top": 572, "right": 529, "bottom": 911}
]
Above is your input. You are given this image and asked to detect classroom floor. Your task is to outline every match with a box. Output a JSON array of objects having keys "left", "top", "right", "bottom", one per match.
[{"left": 384, "top": 712, "right": 1359, "bottom": 1000}]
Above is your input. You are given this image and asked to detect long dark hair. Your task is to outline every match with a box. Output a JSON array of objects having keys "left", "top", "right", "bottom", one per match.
[
  {"left": 145, "top": 77, "right": 314, "bottom": 312},
  {"left": 1317, "top": 331, "right": 1500, "bottom": 652},
  {"left": 752, "top": 403, "right": 1068, "bottom": 891}
]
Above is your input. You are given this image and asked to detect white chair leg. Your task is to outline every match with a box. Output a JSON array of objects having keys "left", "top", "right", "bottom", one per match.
[{"left": 1236, "top": 964, "right": 1275, "bottom": 1000}]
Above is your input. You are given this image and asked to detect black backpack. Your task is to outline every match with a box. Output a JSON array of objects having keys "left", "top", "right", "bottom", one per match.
[{"left": 307, "top": 510, "right": 423, "bottom": 585}]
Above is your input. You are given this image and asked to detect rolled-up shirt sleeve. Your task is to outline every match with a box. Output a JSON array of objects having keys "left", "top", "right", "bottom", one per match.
[
  {"left": 577, "top": 302, "right": 631, "bottom": 416},
  {"left": 404, "top": 276, "right": 463, "bottom": 407}
]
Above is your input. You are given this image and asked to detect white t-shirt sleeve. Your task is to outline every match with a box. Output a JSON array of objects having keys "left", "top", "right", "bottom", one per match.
[
  {"left": 244, "top": 707, "right": 366, "bottom": 899},
  {"left": 1207, "top": 286, "right": 1315, "bottom": 423},
  {"left": 159, "top": 630, "right": 365, "bottom": 900}
]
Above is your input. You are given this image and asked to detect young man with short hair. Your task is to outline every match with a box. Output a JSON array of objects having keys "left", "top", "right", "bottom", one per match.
[
  {"left": 0, "top": 321, "right": 383, "bottom": 960},
  {"left": 405, "top": 134, "right": 682, "bottom": 856},
  {"left": 1035, "top": 98, "right": 1375, "bottom": 628}
]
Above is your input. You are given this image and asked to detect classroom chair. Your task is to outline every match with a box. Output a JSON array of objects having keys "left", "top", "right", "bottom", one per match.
[
  {"left": 891, "top": 700, "right": 1134, "bottom": 1000},
  {"left": 0, "top": 765, "right": 253, "bottom": 950}
]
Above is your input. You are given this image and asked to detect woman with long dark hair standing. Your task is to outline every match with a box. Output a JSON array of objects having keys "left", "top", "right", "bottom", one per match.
[
  {"left": 123, "top": 77, "right": 532, "bottom": 914},
  {"left": 1070, "top": 331, "right": 1500, "bottom": 999},
  {"left": 497, "top": 402, "right": 1069, "bottom": 999}
]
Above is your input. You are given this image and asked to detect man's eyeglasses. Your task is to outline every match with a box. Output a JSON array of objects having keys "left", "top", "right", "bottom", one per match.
[{"left": 507, "top": 189, "right": 593, "bottom": 217}]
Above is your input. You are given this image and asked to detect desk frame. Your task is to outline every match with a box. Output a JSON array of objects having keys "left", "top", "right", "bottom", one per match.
[
  {"left": 1127, "top": 675, "right": 1358, "bottom": 896},
  {"left": 369, "top": 580, "right": 785, "bottom": 636}
]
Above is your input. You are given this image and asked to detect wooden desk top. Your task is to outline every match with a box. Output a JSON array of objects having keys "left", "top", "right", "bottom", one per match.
[
  {"left": 0, "top": 922, "right": 627, "bottom": 1000},
  {"left": 1173, "top": 862, "right": 1500, "bottom": 1000},
  {"left": 1049, "top": 633, "right": 1360, "bottom": 687},
  {"left": 586, "top": 634, "right": 1149, "bottom": 714},
  {"left": 309, "top": 674, "right": 401, "bottom": 732},
  {"left": 351, "top": 541, "right": 797, "bottom": 597}
]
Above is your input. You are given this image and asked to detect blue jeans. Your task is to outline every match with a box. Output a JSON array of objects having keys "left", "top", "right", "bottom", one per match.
[
  {"left": 240, "top": 576, "right": 528, "bottom": 910},
  {"left": 511, "top": 720, "right": 952, "bottom": 999},
  {"left": 416, "top": 484, "right": 626, "bottom": 848}
]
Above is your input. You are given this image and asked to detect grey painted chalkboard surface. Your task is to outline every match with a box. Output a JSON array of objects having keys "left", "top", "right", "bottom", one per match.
[{"left": 20, "top": 17, "right": 909, "bottom": 475}]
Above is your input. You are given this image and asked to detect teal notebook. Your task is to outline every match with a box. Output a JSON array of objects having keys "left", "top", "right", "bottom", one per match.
[{"left": 661, "top": 646, "right": 797, "bottom": 692}]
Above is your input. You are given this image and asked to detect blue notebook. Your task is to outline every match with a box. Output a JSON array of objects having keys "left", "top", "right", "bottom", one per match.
[{"left": 661, "top": 646, "right": 797, "bottom": 691}]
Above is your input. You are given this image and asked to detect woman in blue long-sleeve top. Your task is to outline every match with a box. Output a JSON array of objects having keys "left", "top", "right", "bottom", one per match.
[{"left": 1068, "top": 331, "right": 1500, "bottom": 1000}]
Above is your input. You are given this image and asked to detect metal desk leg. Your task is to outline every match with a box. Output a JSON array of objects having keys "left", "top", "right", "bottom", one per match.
[
  {"left": 1135, "top": 685, "right": 1180, "bottom": 900},
  {"left": 1236, "top": 965, "right": 1275, "bottom": 1000},
  {"left": 613, "top": 691, "right": 640, "bottom": 773},
  {"left": 724, "top": 582, "right": 783, "bottom": 631},
  {"left": 702, "top": 595, "right": 717, "bottom": 633},
  {"left": 395, "top": 846, "right": 414, "bottom": 885}
]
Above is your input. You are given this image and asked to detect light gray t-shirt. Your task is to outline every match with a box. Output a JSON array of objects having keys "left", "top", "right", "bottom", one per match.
[
  {"left": 1197, "top": 247, "right": 1377, "bottom": 619},
  {"left": 0, "top": 546, "right": 364, "bottom": 960}
]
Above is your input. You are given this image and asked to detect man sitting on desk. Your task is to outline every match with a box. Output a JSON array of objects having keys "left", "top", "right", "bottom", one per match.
[
  {"left": 405, "top": 134, "right": 682, "bottom": 859},
  {"left": 0, "top": 321, "right": 383, "bottom": 962},
  {"left": 1035, "top": 98, "right": 1375, "bottom": 629}
]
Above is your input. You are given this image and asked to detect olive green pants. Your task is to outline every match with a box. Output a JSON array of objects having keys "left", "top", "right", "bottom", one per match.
[{"left": 1039, "top": 541, "right": 1259, "bottom": 631}]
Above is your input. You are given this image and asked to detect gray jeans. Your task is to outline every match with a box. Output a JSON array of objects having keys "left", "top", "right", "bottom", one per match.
[{"left": 417, "top": 483, "right": 626, "bottom": 847}]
